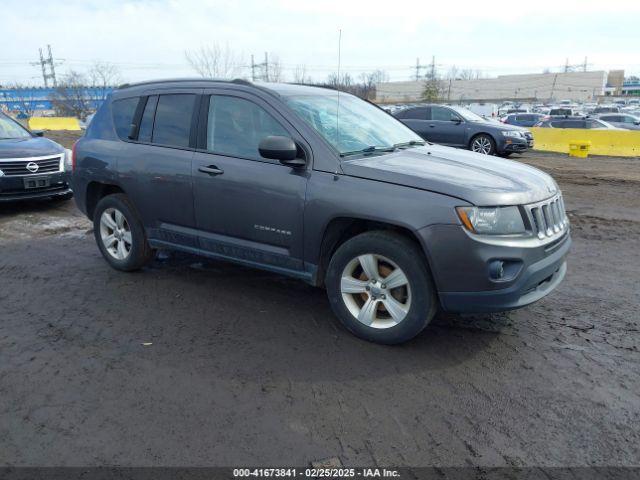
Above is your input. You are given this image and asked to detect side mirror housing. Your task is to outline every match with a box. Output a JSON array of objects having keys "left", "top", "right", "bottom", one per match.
[
  {"left": 259, "top": 136, "right": 305, "bottom": 166},
  {"left": 32, "top": 130, "right": 45, "bottom": 137}
]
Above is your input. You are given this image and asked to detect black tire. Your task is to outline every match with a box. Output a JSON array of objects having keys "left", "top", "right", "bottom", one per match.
[
  {"left": 325, "top": 231, "right": 437, "bottom": 345},
  {"left": 498, "top": 152, "right": 512, "bottom": 158},
  {"left": 93, "top": 193, "right": 153, "bottom": 271},
  {"left": 469, "top": 134, "right": 496, "bottom": 155}
]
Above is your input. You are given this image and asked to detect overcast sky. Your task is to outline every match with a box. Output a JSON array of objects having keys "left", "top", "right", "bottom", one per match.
[{"left": 1, "top": 0, "right": 639, "bottom": 86}]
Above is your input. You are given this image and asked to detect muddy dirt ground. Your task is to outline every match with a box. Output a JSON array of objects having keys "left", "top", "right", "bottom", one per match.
[{"left": 0, "top": 132, "right": 638, "bottom": 467}]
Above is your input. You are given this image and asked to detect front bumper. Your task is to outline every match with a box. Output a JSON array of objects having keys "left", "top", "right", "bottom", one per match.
[
  {"left": 499, "top": 136, "right": 532, "bottom": 153},
  {"left": 419, "top": 224, "right": 571, "bottom": 313},
  {"left": 0, "top": 172, "right": 71, "bottom": 202}
]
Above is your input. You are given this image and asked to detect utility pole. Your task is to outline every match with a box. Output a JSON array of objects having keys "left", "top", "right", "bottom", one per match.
[
  {"left": 564, "top": 58, "right": 569, "bottom": 73},
  {"left": 414, "top": 58, "right": 428, "bottom": 81},
  {"left": 264, "top": 52, "right": 269, "bottom": 82},
  {"left": 251, "top": 55, "right": 256, "bottom": 81},
  {"left": 33, "top": 44, "right": 58, "bottom": 87},
  {"left": 583, "top": 56, "right": 588, "bottom": 72},
  {"left": 430, "top": 56, "right": 436, "bottom": 81},
  {"left": 447, "top": 78, "right": 452, "bottom": 101}
]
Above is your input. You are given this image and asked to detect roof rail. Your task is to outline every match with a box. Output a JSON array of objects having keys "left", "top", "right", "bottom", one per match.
[{"left": 117, "top": 78, "right": 254, "bottom": 90}]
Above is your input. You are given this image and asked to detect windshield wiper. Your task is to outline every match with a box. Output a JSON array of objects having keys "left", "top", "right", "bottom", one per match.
[
  {"left": 339, "top": 145, "right": 396, "bottom": 157},
  {"left": 393, "top": 140, "right": 426, "bottom": 149}
]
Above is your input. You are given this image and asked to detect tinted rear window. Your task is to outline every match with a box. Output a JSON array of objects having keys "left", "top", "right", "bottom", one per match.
[
  {"left": 398, "top": 107, "right": 428, "bottom": 120},
  {"left": 111, "top": 97, "right": 139, "bottom": 140},
  {"left": 151, "top": 94, "right": 196, "bottom": 147}
]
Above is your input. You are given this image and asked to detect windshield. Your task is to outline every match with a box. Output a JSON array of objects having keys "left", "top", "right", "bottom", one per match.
[
  {"left": 0, "top": 114, "right": 31, "bottom": 139},
  {"left": 284, "top": 93, "right": 423, "bottom": 155},
  {"left": 449, "top": 106, "right": 487, "bottom": 122}
]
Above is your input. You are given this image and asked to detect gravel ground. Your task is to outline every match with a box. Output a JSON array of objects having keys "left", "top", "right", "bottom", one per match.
[{"left": 0, "top": 135, "right": 639, "bottom": 467}]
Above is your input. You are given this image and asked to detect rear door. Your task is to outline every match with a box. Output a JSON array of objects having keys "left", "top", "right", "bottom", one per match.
[
  {"left": 191, "top": 89, "right": 309, "bottom": 273},
  {"left": 396, "top": 107, "right": 432, "bottom": 140},
  {"left": 117, "top": 89, "right": 200, "bottom": 245}
]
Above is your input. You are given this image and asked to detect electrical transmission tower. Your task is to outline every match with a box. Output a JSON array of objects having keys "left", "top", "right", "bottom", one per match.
[
  {"left": 250, "top": 52, "right": 271, "bottom": 81},
  {"left": 32, "top": 45, "right": 59, "bottom": 87}
]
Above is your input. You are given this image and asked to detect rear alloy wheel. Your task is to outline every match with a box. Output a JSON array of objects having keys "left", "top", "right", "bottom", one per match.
[
  {"left": 100, "top": 208, "right": 132, "bottom": 261},
  {"left": 326, "top": 231, "right": 437, "bottom": 344},
  {"left": 470, "top": 134, "right": 495, "bottom": 155},
  {"left": 93, "top": 193, "right": 154, "bottom": 271}
]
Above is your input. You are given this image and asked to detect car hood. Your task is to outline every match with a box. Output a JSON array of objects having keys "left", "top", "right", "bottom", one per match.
[
  {"left": 341, "top": 144, "right": 559, "bottom": 206},
  {"left": 0, "top": 136, "right": 65, "bottom": 159}
]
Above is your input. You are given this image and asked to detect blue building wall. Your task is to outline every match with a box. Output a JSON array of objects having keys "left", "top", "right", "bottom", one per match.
[{"left": 0, "top": 87, "right": 114, "bottom": 112}]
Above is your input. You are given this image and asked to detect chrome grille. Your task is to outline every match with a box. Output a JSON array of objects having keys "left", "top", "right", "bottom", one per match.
[
  {"left": 0, "top": 155, "right": 63, "bottom": 176},
  {"left": 528, "top": 195, "right": 568, "bottom": 239}
]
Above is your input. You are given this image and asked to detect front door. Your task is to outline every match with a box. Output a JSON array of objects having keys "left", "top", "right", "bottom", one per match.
[
  {"left": 429, "top": 106, "right": 466, "bottom": 146},
  {"left": 192, "top": 91, "right": 309, "bottom": 274}
]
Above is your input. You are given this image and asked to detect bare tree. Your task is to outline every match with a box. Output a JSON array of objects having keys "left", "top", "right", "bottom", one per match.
[
  {"left": 88, "top": 61, "right": 121, "bottom": 102},
  {"left": 50, "top": 70, "right": 92, "bottom": 120},
  {"left": 459, "top": 69, "right": 483, "bottom": 80},
  {"left": 267, "top": 54, "right": 284, "bottom": 82},
  {"left": 359, "top": 70, "right": 389, "bottom": 100},
  {"left": 293, "top": 64, "right": 312, "bottom": 84},
  {"left": 6, "top": 83, "right": 39, "bottom": 117},
  {"left": 185, "top": 43, "right": 244, "bottom": 79}
]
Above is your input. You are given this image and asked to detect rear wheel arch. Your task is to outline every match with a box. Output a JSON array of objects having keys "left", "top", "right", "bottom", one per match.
[{"left": 85, "top": 182, "right": 125, "bottom": 220}]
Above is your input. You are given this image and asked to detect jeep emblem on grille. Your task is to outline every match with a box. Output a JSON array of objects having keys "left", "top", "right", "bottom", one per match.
[{"left": 26, "top": 162, "right": 39, "bottom": 173}]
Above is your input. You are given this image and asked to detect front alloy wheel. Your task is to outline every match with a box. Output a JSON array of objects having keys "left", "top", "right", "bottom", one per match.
[
  {"left": 100, "top": 208, "right": 132, "bottom": 260},
  {"left": 340, "top": 254, "right": 411, "bottom": 329},
  {"left": 325, "top": 231, "right": 436, "bottom": 344},
  {"left": 470, "top": 135, "right": 494, "bottom": 155}
]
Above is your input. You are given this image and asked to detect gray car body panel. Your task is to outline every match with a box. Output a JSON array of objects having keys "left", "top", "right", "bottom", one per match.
[{"left": 72, "top": 79, "right": 569, "bottom": 313}]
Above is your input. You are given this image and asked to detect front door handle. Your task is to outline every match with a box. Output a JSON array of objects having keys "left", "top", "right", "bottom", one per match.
[
  {"left": 429, "top": 124, "right": 436, "bottom": 128},
  {"left": 198, "top": 165, "right": 224, "bottom": 176}
]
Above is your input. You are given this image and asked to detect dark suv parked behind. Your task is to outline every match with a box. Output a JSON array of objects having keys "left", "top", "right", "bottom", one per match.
[
  {"left": 394, "top": 104, "right": 533, "bottom": 156},
  {"left": 72, "top": 79, "right": 570, "bottom": 344}
]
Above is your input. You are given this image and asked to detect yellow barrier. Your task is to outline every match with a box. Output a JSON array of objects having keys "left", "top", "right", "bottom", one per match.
[
  {"left": 28, "top": 117, "right": 81, "bottom": 131},
  {"left": 530, "top": 128, "right": 640, "bottom": 157}
]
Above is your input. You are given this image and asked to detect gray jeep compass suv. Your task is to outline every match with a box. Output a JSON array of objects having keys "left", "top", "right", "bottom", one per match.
[{"left": 71, "top": 79, "right": 570, "bottom": 344}]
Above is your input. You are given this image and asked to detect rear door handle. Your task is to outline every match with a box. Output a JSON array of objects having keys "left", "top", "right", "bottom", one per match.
[{"left": 198, "top": 165, "right": 224, "bottom": 176}]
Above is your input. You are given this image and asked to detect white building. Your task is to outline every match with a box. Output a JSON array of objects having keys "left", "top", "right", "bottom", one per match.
[{"left": 376, "top": 71, "right": 608, "bottom": 104}]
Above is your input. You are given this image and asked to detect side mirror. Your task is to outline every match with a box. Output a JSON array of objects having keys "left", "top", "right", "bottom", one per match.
[
  {"left": 635, "top": 121, "right": 640, "bottom": 125},
  {"left": 451, "top": 117, "right": 462, "bottom": 124},
  {"left": 32, "top": 130, "right": 45, "bottom": 137},
  {"left": 259, "top": 136, "right": 305, "bottom": 167}
]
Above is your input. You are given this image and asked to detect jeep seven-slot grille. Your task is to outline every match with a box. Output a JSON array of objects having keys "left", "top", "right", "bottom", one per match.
[
  {"left": 527, "top": 195, "right": 568, "bottom": 239},
  {"left": 0, "top": 156, "right": 62, "bottom": 176}
]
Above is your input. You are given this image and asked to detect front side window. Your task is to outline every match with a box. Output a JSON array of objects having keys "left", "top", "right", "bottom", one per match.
[
  {"left": 206, "top": 95, "right": 289, "bottom": 160},
  {"left": 152, "top": 94, "right": 196, "bottom": 148},
  {"left": 431, "top": 107, "right": 459, "bottom": 122},
  {"left": 285, "top": 93, "right": 423, "bottom": 155},
  {"left": 111, "top": 97, "right": 139, "bottom": 140}
]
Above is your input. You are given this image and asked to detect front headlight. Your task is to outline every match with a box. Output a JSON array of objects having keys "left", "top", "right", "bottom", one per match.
[
  {"left": 456, "top": 206, "right": 526, "bottom": 235},
  {"left": 502, "top": 130, "right": 522, "bottom": 138},
  {"left": 64, "top": 148, "right": 72, "bottom": 172}
]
